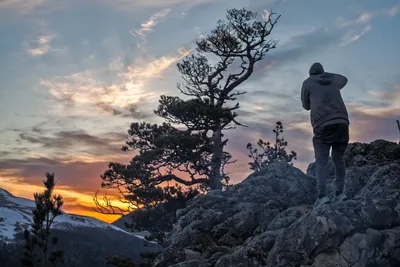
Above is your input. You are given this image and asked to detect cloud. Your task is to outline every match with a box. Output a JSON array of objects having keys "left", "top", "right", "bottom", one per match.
[
  {"left": 0, "top": 158, "right": 127, "bottom": 222},
  {"left": 24, "top": 35, "right": 56, "bottom": 56},
  {"left": 337, "top": 12, "right": 374, "bottom": 27},
  {"left": 100, "top": 0, "right": 217, "bottom": 11},
  {"left": 368, "top": 87, "right": 400, "bottom": 102},
  {"left": 387, "top": 3, "right": 400, "bottom": 17},
  {"left": 130, "top": 8, "right": 171, "bottom": 51},
  {"left": 0, "top": 0, "right": 48, "bottom": 13},
  {"left": 345, "top": 84, "right": 400, "bottom": 142},
  {"left": 334, "top": 4, "right": 400, "bottom": 47},
  {"left": 130, "top": 8, "right": 171, "bottom": 39},
  {"left": 40, "top": 47, "right": 191, "bottom": 119},
  {"left": 348, "top": 87, "right": 400, "bottom": 118},
  {"left": 249, "top": 10, "right": 379, "bottom": 73},
  {"left": 0, "top": 0, "right": 70, "bottom": 15},
  {"left": 0, "top": 119, "right": 130, "bottom": 163},
  {"left": 348, "top": 108, "right": 399, "bottom": 143},
  {"left": 260, "top": 26, "right": 340, "bottom": 68},
  {"left": 15, "top": 128, "right": 129, "bottom": 163},
  {"left": 108, "top": 56, "right": 124, "bottom": 71},
  {"left": 337, "top": 3, "right": 400, "bottom": 28},
  {"left": 22, "top": 20, "right": 65, "bottom": 56},
  {"left": 341, "top": 24, "right": 372, "bottom": 46},
  {"left": 0, "top": 157, "right": 116, "bottom": 190}
]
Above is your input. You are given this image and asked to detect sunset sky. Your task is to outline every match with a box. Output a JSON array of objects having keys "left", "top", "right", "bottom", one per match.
[{"left": 0, "top": 0, "right": 399, "bottom": 223}]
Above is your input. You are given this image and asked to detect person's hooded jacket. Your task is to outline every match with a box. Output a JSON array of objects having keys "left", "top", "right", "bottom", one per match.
[{"left": 301, "top": 62, "right": 349, "bottom": 131}]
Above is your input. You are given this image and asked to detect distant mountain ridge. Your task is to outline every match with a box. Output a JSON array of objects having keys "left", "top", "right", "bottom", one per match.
[
  {"left": 0, "top": 187, "right": 132, "bottom": 239},
  {"left": 0, "top": 187, "right": 162, "bottom": 267}
]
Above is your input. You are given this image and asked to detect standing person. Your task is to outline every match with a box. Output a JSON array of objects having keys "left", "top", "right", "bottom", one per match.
[{"left": 301, "top": 62, "right": 350, "bottom": 208}]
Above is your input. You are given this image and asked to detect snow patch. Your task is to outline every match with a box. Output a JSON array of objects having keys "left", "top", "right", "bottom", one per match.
[
  {"left": 53, "top": 214, "right": 147, "bottom": 239},
  {"left": 0, "top": 207, "right": 29, "bottom": 239},
  {"left": 0, "top": 188, "right": 35, "bottom": 208},
  {"left": 7, "top": 196, "right": 36, "bottom": 208}
]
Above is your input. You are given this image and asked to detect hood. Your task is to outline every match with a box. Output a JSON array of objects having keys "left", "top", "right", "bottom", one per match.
[
  {"left": 310, "top": 72, "right": 333, "bottom": 85},
  {"left": 309, "top": 62, "right": 324, "bottom": 75}
]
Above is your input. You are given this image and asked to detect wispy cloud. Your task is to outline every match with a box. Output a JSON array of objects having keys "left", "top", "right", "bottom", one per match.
[
  {"left": 350, "top": 84, "right": 400, "bottom": 117},
  {"left": 0, "top": 0, "right": 69, "bottom": 15},
  {"left": 338, "top": 12, "right": 374, "bottom": 27},
  {"left": 0, "top": 0, "right": 48, "bottom": 13},
  {"left": 102, "top": 0, "right": 216, "bottom": 11},
  {"left": 368, "top": 87, "right": 400, "bottom": 101},
  {"left": 130, "top": 8, "right": 171, "bottom": 50},
  {"left": 337, "top": 3, "right": 400, "bottom": 28},
  {"left": 24, "top": 35, "right": 56, "bottom": 56},
  {"left": 341, "top": 24, "right": 372, "bottom": 46},
  {"left": 131, "top": 8, "right": 171, "bottom": 39},
  {"left": 40, "top": 47, "right": 191, "bottom": 118},
  {"left": 16, "top": 129, "right": 128, "bottom": 163},
  {"left": 388, "top": 3, "right": 400, "bottom": 17},
  {"left": 21, "top": 20, "right": 64, "bottom": 56},
  {"left": 345, "top": 83, "right": 400, "bottom": 143},
  {"left": 336, "top": 11, "right": 375, "bottom": 46}
]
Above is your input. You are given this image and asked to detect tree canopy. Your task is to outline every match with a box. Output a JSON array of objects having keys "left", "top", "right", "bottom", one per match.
[{"left": 95, "top": 8, "right": 281, "bottom": 216}]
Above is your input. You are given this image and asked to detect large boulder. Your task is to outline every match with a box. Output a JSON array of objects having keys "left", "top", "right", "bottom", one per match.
[{"left": 152, "top": 140, "right": 400, "bottom": 267}]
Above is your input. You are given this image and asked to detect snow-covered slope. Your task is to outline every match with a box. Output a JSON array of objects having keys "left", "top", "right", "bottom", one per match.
[
  {"left": 0, "top": 188, "right": 163, "bottom": 267},
  {"left": 0, "top": 188, "right": 143, "bottom": 241}
]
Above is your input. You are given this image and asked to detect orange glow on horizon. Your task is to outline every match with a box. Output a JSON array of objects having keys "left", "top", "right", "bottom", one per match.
[
  {"left": 64, "top": 207, "right": 122, "bottom": 223},
  {"left": 0, "top": 177, "right": 126, "bottom": 224}
]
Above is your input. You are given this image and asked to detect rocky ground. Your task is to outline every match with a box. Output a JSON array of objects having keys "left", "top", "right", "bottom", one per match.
[{"left": 152, "top": 139, "right": 400, "bottom": 267}]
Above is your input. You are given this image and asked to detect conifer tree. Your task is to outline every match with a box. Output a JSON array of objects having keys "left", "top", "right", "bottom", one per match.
[
  {"left": 95, "top": 8, "right": 281, "bottom": 217},
  {"left": 247, "top": 121, "right": 297, "bottom": 171},
  {"left": 21, "top": 173, "right": 64, "bottom": 267}
]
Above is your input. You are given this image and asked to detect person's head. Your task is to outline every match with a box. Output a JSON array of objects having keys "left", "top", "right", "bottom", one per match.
[{"left": 309, "top": 62, "right": 324, "bottom": 76}]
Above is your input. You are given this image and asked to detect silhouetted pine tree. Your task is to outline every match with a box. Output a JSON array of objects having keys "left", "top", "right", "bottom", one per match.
[
  {"left": 247, "top": 121, "right": 297, "bottom": 171},
  {"left": 21, "top": 173, "right": 64, "bottom": 267},
  {"left": 94, "top": 8, "right": 281, "bottom": 219}
]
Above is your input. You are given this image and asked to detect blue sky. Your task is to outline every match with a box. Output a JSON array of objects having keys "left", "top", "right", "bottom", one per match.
[{"left": 0, "top": 0, "right": 399, "bottom": 221}]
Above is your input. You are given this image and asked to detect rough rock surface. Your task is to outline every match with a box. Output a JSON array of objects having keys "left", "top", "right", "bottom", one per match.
[{"left": 152, "top": 140, "right": 400, "bottom": 267}]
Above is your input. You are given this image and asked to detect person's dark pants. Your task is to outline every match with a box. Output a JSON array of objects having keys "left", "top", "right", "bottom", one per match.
[{"left": 313, "top": 123, "right": 349, "bottom": 198}]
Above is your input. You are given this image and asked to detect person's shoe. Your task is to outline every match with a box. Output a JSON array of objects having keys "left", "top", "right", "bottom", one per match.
[
  {"left": 313, "top": 196, "right": 331, "bottom": 208},
  {"left": 333, "top": 192, "right": 348, "bottom": 202}
]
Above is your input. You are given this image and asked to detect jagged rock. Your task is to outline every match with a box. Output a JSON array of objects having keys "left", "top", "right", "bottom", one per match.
[
  {"left": 306, "top": 139, "right": 399, "bottom": 199},
  {"left": 169, "top": 261, "right": 211, "bottom": 267},
  {"left": 267, "top": 206, "right": 312, "bottom": 231},
  {"left": 152, "top": 140, "right": 400, "bottom": 267},
  {"left": 344, "top": 139, "right": 400, "bottom": 167}
]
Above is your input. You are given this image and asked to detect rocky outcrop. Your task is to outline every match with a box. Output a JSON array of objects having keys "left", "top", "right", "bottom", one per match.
[{"left": 152, "top": 139, "right": 400, "bottom": 267}]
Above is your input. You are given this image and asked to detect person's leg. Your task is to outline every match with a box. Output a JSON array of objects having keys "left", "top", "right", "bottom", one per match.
[
  {"left": 313, "top": 133, "right": 331, "bottom": 199},
  {"left": 331, "top": 123, "right": 349, "bottom": 196}
]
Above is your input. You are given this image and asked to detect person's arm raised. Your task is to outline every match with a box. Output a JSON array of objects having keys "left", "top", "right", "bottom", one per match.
[{"left": 333, "top": 73, "right": 348, "bottom": 90}]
